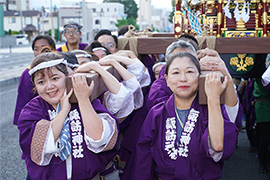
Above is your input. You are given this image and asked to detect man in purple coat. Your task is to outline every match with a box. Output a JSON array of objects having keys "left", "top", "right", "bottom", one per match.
[{"left": 57, "top": 21, "right": 88, "bottom": 52}]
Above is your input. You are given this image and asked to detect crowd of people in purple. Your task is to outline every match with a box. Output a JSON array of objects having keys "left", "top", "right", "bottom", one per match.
[{"left": 13, "top": 21, "right": 270, "bottom": 180}]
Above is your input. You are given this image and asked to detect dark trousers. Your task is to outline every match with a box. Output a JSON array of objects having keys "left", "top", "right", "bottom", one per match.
[
  {"left": 257, "top": 122, "right": 270, "bottom": 167},
  {"left": 246, "top": 114, "right": 256, "bottom": 148}
]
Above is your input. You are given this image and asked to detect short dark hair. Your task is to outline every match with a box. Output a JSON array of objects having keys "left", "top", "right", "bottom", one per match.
[
  {"left": 94, "top": 29, "right": 118, "bottom": 48},
  {"left": 178, "top": 34, "right": 199, "bottom": 51},
  {"left": 94, "top": 29, "right": 111, "bottom": 40},
  {"left": 165, "top": 52, "right": 201, "bottom": 75},
  {"left": 58, "top": 51, "right": 79, "bottom": 65},
  {"left": 32, "top": 35, "right": 56, "bottom": 51},
  {"left": 64, "top": 21, "right": 83, "bottom": 32},
  {"left": 117, "top": 25, "right": 129, "bottom": 36},
  {"left": 84, "top": 41, "right": 111, "bottom": 55}
]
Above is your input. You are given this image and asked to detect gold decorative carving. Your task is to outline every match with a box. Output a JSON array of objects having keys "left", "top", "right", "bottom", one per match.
[
  {"left": 263, "top": 12, "right": 267, "bottom": 24},
  {"left": 230, "top": 54, "right": 254, "bottom": 71},
  {"left": 236, "top": 18, "right": 246, "bottom": 30},
  {"left": 226, "top": 31, "right": 256, "bottom": 37},
  {"left": 217, "top": 12, "right": 222, "bottom": 25},
  {"left": 175, "top": 27, "right": 181, "bottom": 33}
]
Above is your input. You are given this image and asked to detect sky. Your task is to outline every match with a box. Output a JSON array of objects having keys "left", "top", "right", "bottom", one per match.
[{"left": 32, "top": 0, "right": 173, "bottom": 10}]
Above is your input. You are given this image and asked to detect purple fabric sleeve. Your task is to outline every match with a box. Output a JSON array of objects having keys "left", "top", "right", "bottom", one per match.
[
  {"left": 146, "top": 65, "right": 172, "bottom": 111},
  {"left": 13, "top": 68, "right": 36, "bottom": 125}
]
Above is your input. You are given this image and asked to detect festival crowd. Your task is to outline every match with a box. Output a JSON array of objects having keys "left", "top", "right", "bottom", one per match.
[{"left": 13, "top": 21, "right": 270, "bottom": 180}]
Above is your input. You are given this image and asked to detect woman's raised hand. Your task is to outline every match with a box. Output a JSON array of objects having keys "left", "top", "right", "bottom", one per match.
[
  {"left": 98, "top": 58, "right": 118, "bottom": 67},
  {"left": 60, "top": 89, "right": 73, "bottom": 112},
  {"left": 72, "top": 75, "right": 94, "bottom": 101},
  {"left": 75, "top": 61, "right": 102, "bottom": 73},
  {"left": 205, "top": 72, "right": 228, "bottom": 100}
]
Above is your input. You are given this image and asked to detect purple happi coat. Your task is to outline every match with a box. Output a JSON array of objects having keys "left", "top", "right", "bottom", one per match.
[
  {"left": 56, "top": 42, "right": 88, "bottom": 52},
  {"left": 18, "top": 96, "right": 118, "bottom": 180},
  {"left": 146, "top": 65, "right": 243, "bottom": 129},
  {"left": 13, "top": 68, "right": 37, "bottom": 125},
  {"left": 132, "top": 94, "right": 238, "bottom": 180},
  {"left": 146, "top": 65, "right": 172, "bottom": 111}
]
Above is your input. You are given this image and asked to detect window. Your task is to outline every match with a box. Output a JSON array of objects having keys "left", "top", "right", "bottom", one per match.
[
  {"left": 42, "top": 20, "right": 49, "bottom": 24},
  {"left": 9, "top": 0, "right": 16, "bottom": 5},
  {"left": 93, "top": 8, "right": 96, "bottom": 13},
  {"left": 115, "top": 8, "right": 117, "bottom": 12},
  {"left": 95, "top": 19, "right": 100, "bottom": 25},
  {"left": 110, "top": 21, "right": 114, "bottom": 25},
  {"left": 8, "top": 18, "right": 16, "bottom": 23},
  {"left": 24, "top": 17, "right": 32, "bottom": 25},
  {"left": 107, "top": 8, "right": 109, "bottom": 12}
]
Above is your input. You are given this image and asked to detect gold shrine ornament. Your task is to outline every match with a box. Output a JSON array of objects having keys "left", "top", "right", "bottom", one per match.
[{"left": 229, "top": 54, "right": 254, "bottom": 72}]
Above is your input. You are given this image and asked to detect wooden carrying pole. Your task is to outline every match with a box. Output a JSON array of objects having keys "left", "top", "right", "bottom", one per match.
[
  {"left": 137, "top": 36, "right": 270, "bottom": 54},
  {"left": 66, "top": 66, "right": 121, "bottom": 103}
]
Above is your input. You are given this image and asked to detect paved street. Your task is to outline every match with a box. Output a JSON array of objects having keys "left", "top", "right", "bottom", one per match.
[{"left": 0, "top": 82, "right": 27, "bottom": 180}]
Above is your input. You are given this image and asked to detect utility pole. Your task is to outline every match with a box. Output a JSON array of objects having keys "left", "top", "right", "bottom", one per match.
[
  {"left": 0, "top": 5, "right": 5, "bottom": 37},
  {"left": 50, "top": 0, "right": 54, "bottom": 38},
  {"left": 82, "top": 0, "right": 87, "bottom": 43},
  {"left": 20, "top": 0, "right": 24, "bottom": 34},
  {"left": 139, "top": 0, "right": 142, "bottom": 31}
]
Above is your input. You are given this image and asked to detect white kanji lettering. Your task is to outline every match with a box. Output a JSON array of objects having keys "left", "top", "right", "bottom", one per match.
[
  {"left": 72, "top": 132, "right": 83, "bottom": 146},
  {"left": 179, "top": 145, "right": 189, "bottom": 157},
  {"left": 166, "top": 118, "right": 173, "bottom": 130},
  {"left": 180, "top": 134, "right": 191, "bottom": 146},
  {"left": 184, "top": 121, "right": 195, "bottom": 133},
  {"left": 165, "top": 141, "right": 175, "bottom": 151},
  {"left": 69, "top": 109, "right": 80, "bottom": 121},
  {"left": 188, "top": 108, "right": 199, "bottom": 122},
  {"left": 165, "top": 129, "right": 176, "bottom": 141},
  {"left": 73, "top": 145, "right": 84, "bottom": 158},
  {"left": 170, "top": 117, "right": 176, "bottom": 129},
  {"left": 71, "top": 120, "right": 81, "bottom": 132},
  {"left": 169, "top": 148, "right": 178, "bottom": 160}
]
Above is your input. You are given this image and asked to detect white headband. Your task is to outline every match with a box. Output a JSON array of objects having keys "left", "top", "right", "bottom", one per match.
[
  {"left": 92, "top": 47, "right": 107, "bottom": 52},
  {"left": 152, "top": 62, "right": 166, "bottom": 72},
  {"left": 29, "top": 59, "right": 67, "bottom": 76},
  {"left": 75, "top": 54, "right": 92, "bottom": 59}
]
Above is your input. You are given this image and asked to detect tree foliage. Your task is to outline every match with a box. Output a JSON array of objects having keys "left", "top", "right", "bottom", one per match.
[
  {"left": 103, "top": 0, "right": 138, "bottom": 19},
  {"left": 169, "top": 0, "right": 176, "bottom": 23},
  {"left": 115, "top": 17, "right": 139, "bottom": 30}
]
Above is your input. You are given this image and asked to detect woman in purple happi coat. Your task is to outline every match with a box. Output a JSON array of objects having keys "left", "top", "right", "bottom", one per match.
[
  {"left": 132, "top": 52, "right": 238, "bottom": 180},
  {"left": 13, "top": 35, "right": 56, "bottom": 125},
  {"left": 18, "top": 52, "right": 118, "bottom": 180},
  {"left": 147, "top": 41, "right": 242, "bottom": 129}
]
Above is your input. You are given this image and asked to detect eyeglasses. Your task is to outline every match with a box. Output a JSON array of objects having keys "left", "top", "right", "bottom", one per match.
[
  {"left": 101, "top": 42, "right": 115, "bottom": 49},
  {"left": 64, "top": 30, "right": 80, "bottom": 35}
]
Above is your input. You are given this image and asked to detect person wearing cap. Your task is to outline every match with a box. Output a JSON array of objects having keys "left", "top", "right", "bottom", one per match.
[{"left": 57, "top": 21, "right": 88, "bottom": 52}]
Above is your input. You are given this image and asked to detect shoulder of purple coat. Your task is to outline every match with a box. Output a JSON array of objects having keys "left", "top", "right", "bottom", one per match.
[{"left": 79, "top": 43, "right": 88, "bottom": 50}]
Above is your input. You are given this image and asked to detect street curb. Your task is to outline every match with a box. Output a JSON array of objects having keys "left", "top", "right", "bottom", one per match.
[{"left": 0, "top": 77, "right": 20, "bottom": 87}]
